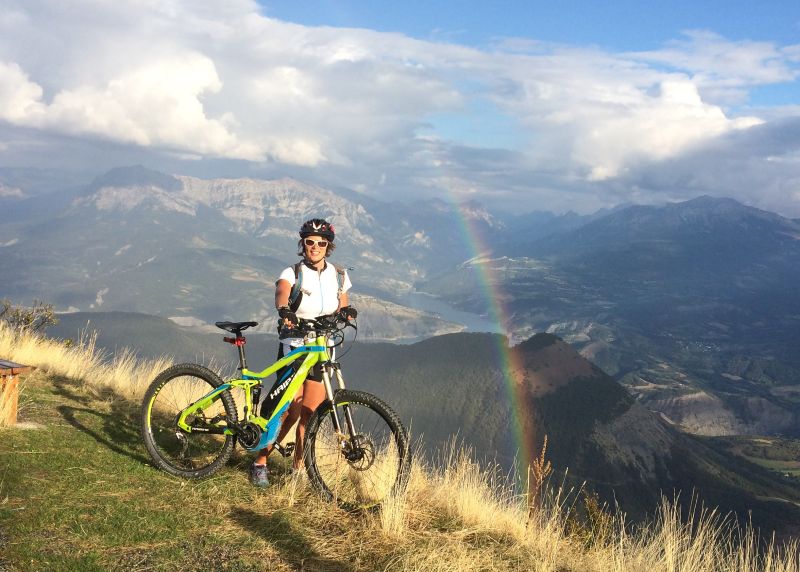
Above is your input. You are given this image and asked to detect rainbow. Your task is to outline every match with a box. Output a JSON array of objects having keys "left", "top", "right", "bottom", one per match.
[{"left": 448, "top": 197, "right": 537, "bottom": 479}]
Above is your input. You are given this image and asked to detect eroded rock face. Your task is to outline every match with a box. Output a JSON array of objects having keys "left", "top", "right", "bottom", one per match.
[
  {"left": 635, "top": 389, "right": 796, "bottom": 436},
  {"left": 515, "top": 334, "right": 597, "bottom": 397}
]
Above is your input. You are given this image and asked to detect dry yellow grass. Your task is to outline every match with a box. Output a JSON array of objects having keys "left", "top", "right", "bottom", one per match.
[
  {"left": 0, "top": 321, "right": 170, "bottom": 400},
  {"left": 3, "top": 319, "right": 799, "bottom": 571}
]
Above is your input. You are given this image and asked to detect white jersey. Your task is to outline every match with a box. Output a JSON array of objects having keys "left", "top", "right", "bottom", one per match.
[{"left": 278, "top": 261, "right": 352, "bottom": 321}]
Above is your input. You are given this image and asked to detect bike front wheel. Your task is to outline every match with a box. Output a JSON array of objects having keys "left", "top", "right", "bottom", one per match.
[
  {"left": 304, "top": 389, "right": 410, "bottom": 511},
  {"left": 141, "top": 363, "right": 238, "bottom": 479}
]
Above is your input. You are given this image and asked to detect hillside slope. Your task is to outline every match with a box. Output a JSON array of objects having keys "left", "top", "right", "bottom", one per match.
[
  {"left": 36, "top": 312, "right": 800, "bottom": 533},
  {"left": 2, "top": 337, "right": 799, "bottom": 570},
  {"left": 341, "top": 333, "right": 800, "bottom": 529}
]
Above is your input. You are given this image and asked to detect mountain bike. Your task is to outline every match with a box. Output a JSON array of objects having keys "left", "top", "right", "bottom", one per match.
[{"left": 140, "top": 311, "right": 410, "bottom": 511}]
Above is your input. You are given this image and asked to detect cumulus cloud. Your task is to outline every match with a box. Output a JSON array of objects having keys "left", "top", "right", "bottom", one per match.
[
  {"left": 632, "top": 31, "right": 800, "bottom": 104},
  {"left": 0, "top": 1, "right": 798, "bottom": 215},
  {"left": 616, "top": 117, "right": 800, "bottom": 215},
  {"left": 483, "top": 48, "right": 765, "bottom": 181},
  {"left": 0, "top": 62, "right": 45, "bottom": 122}
]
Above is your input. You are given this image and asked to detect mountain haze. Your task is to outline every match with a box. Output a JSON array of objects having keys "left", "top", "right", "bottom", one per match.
[{"left": 2, "top": 166, "right": 800, "bottom": 438}]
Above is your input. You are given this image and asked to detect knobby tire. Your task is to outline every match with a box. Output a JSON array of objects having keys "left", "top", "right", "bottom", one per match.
[{"left": 140, "top": 363, "right": 238, "bottom": 479}]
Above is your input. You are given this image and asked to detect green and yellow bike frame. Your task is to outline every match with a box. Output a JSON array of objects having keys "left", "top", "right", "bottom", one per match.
[{"left": 175, "top": 332, "right": 348, "bottom": 452}]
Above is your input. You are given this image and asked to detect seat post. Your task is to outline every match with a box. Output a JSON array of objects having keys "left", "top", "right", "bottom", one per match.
[
  {"left": 216, "top": 321, "right": 258, "bottom": 371},
  {"left": 237, "top": 337, "right": 248, "bottom": 371}
]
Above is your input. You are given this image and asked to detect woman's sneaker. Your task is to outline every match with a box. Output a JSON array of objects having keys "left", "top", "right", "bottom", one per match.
[{"left": 249, "top": 463, "right": 269, "bottom": 487}]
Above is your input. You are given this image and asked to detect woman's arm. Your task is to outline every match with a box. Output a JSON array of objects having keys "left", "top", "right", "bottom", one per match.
[{"left": 275, "top": 279, "right": 292, "bottom": 309}]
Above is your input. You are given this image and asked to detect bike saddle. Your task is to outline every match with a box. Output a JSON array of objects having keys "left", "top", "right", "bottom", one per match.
[{"left": 215, "top": 321, "right": 258, "bottom": 335}]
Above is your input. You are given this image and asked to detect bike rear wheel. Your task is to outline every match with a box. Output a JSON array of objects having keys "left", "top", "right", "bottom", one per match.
[
  {"left": 304, "top": 389, "right": 410, "bottom": 511},
  {"left": 141, "top": 363, "right": 238, "bottom": 479}
]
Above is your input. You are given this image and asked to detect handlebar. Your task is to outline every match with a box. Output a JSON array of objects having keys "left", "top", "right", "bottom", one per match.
[{"left": 287, "top": 311, "right": 356, "bottom": 337}]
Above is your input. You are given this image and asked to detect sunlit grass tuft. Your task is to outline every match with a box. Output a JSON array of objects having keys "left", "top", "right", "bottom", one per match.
[{"left": 0, "top": 321, "right": 171, "bottom": 400}]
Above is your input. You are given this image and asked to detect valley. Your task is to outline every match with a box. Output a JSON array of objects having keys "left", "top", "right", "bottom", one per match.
[
  {"left": 40, "top": 312, "right": 800, "bottom": 535},
  {"left": 4, "top": 170, "right": 799, "bottom": 436}
]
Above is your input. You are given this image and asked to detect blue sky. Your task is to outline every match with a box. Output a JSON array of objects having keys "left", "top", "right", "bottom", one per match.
[
  {"left": 0, "top": 1, "right": 799, "bottom": 215},
  {"left": 259, "top": 1, "right": 800, "bottom": 48},
  {"left": 261, "top": 0, "right": 800, "bottom": 110}
]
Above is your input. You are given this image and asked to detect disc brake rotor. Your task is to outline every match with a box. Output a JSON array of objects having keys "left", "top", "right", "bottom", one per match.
[{"left": 343, "top": 434, "right": 376, "bottom": 471}]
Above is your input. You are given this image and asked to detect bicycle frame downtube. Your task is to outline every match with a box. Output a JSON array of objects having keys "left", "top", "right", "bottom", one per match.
[
  {"left": 243, "top": 336, "right": 329, "bottom": 424},
  {"left": 176, "top": 336, "right": 329, "bottom": 433}
]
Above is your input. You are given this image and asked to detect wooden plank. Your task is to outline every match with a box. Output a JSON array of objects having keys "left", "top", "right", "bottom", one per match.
[
  {"left": 0, "top": 359, "right": 34, "bottom": 376},
  {"left": 0, "top": 360, "right": 35, "bottom": 426},
  {"left": 0, "top": 374, "right": 19, "bottom": 427}
]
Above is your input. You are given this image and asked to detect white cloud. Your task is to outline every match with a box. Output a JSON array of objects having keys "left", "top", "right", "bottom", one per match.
[
  {"left": 0, "top": 2, "right": 798, "bottom": 214},
  {"left": 479, "top": 46, "right": 768, "bottom": 180},
  {"left": 0, "top": 62, "right": 45, "bottom": 122},
  {"left": 0, "top": 52, "right": 262, "bottom": 160},
  {"left": 632, "top": 31, "right": 800, "bottom": 104}
]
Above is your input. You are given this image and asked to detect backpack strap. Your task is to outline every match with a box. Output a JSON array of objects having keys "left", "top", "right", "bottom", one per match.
[
  {"left": 333, "top": 264, "right": 345, "bottom": 295},
  {"left": 288, "top": 261, "right": 303, "bottom": 312}
]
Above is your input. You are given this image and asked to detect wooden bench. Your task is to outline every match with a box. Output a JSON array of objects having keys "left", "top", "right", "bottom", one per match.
[{"left": 0, "top": 359, "right": 35, "bottom": 427}]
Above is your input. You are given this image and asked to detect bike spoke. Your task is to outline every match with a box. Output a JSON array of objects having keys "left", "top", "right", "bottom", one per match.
[
  {"left": 142, "top": 365, "right": 237, "bottom": 478},
  {"left": 306, "top": 392, "right": 409, "bottom": 510}
]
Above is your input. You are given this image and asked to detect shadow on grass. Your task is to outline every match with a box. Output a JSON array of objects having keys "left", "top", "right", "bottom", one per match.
[
  {"left": 57, "top": 404, "right": 150, "bottom": 465},
  {"left": 51, "top": 374, "right": 248, "bottom": 474},
  {"left": 230, "top": 508, "right": 355, "bottom": 572},
  {"left": 50, "top": 374, "right": 98, "bottom": 405},
  {"left": 51, "top": 376, "right": 149, "bottom": 465}
]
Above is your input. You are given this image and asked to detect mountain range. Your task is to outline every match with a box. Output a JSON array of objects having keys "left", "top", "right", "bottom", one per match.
[
  {"left": 2, "top": 165, "right": 799, "bottom": 440},
  {"left": 422, "top": 196, "right": 800, "bottom": 437}
]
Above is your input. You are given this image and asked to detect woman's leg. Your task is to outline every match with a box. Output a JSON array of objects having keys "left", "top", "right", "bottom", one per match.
[
  {"left": 254, "top": 341, "right": 301, "bottom": 466},
  {"left": 253, "top": 388, "right": 304, "bottom": 465},
  {"left": 292, "top": 379, "right": 326, "bottom": 469}
]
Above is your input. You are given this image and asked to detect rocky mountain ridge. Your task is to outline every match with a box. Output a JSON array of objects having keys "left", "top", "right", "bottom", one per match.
[
  {"left": 0, "top": 166, "right": 492, "bottom": 340},
  {"left": 2, "top": 165, "right": 799, "bottom": 437}
]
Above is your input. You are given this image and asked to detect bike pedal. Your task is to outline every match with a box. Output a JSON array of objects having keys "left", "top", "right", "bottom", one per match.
[{"left": 276, "top": 443, "right": 296, "bottom": 458}]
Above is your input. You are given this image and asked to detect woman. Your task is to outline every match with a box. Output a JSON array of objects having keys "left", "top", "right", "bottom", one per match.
[{"left": 250, "top": 218, "right": 356, "bottom": 487}]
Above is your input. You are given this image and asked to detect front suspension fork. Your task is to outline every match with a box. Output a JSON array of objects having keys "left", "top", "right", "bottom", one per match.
[{"left": 321, "top": 363, "right": 357, "bottom": 443}]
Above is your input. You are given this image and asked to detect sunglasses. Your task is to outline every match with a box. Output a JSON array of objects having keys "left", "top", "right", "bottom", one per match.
[{"left": 304, "top": 238, "right": 329, "bottom": 248}]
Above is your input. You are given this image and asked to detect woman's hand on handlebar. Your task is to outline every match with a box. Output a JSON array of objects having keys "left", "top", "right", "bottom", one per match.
[
  {"left": 338, "top": 305, "right": 357, "bottom": 321},
  {"left": 278, "top": 306, "right": 298, "bottom": 328},
  {"left": 286, "top": 309, "right": 357, "bottom": 335}
]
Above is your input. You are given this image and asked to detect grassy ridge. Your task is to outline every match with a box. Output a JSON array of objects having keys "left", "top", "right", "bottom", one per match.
[
  {"left": 2, "top": 324, "right": 800, "bottom": 571},
  {"left": 2, "top": 373, "right": 399, "bottom": 570},
  {"left": 0, "top": 372, "right": 573, "bottom": 571}
]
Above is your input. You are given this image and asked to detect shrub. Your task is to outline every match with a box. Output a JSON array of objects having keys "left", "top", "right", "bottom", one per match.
[{"left": 0, "top": 299, "right": 58, "bottom": 334}]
